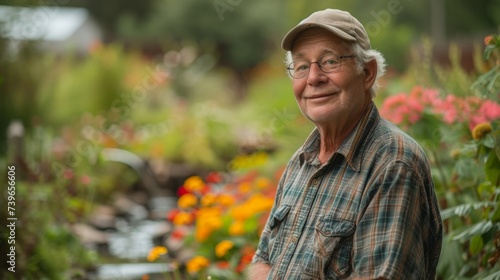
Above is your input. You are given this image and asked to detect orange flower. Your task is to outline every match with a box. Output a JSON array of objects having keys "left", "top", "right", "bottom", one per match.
[
  {"left": 177, "top": 193, "right": 198, "bottom": 209},
  {"left": 195, "top": 214, "right": 223, "bottom": 241},
  {"left": 238, "top": 181, "right": 252, "bottom": 193},
  {"left": 217, "top": 193, "right": 236, "bottom": 207},
  {"left": 173, "top": 211, "right": 194, "bottom": 225},
  {"left": 215, "top": 240, "right": 234, "bottom": 257},
  {"left": 147, "top": 246, "right": 168, "bottom": 262},
  {"left": 184, "top": 176, "right": 205, "bottom": 192},
  {"left": 231, "top": 205, "right": 253, "bottom": 221},
  {"left": 229, "top": 220, "right": 245, "bottom": 236},
  {"left": 186, "top": 256, "right": 210, "bottom": 274},
  {"left": 201, "top": 193, "right": 217, "bottom": 207},
  {"left": 255, "top": 177, "right": 271, "bottom": 189}
]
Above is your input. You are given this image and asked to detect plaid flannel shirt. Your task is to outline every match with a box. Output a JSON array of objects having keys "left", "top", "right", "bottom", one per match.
[{"left": 253, "top": 102, "right": 443, "bottom": 280}]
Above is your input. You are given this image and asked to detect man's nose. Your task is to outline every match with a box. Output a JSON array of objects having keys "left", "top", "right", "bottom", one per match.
[{"left": 307, "top": 63, "right": 327, "bottom": 83}]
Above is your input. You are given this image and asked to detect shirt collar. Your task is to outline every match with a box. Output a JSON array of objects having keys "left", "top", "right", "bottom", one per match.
[{"left": 299, "top": 102, "right": 380, "bottom": 171}]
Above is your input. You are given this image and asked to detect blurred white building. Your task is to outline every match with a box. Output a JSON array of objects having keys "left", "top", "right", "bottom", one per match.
[{"left": 0, "top": 5, "right": 102, "bottom": 55}]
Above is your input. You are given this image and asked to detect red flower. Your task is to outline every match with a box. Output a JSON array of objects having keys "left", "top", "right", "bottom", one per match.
[
  {"left": 167, "top": 209, "right": 180, "bottom": 221},
  {"left": 170, "top": 228, "right": 185, "bottom": 239},
  {"left": 236, "top": 247, "right": 256, "bottom": 273},
  {"left": 216, "top": 261, "right": 230, "bottom": 269},
  {"left": 206, "top": 172, "right": 223, "bottom": 184},
  {"left": 177, "top": 185, "right": 190, "bottom": 197},
  {"left": 484, "top": 35, "right": 495, "bottom": 46}
]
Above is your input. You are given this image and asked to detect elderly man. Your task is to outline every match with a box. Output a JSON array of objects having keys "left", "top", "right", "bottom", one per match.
[{"left": 249, "top": 9, "right": 443, "bottom": 280}]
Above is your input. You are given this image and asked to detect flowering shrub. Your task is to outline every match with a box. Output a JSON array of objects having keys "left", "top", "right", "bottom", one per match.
[
  {"left": 380, "top": 86, "right": 500, "bottom": 132},
  {"left": 165, "top": 170, "right": 277, "bottom": 279},
  {"left": 380, "top": 34, "right": 500, "bottom": 279}
]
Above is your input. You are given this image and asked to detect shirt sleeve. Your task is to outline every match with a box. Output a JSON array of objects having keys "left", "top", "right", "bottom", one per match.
[
  {"left": 252, "top": 168, "right": 286, "bottom": 265},
  {"left": 352, "top": 160, "right": 435, "bottom": 280}
]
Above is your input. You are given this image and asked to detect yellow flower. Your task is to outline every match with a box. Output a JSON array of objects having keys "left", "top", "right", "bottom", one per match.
[
  {"left": 230, "top": 204, "right": 253, "bottom": 221},
  {"left": 184, "top": 176, "right": 205, "bottom": 192},
  {"left": 229, "top": 220, "right": 245, "bottom": 236},
  {"left": 472, "top": 122, "right": 493, "bottom": 140},
  {"left": 247, "top": 194, "right": 274, "bottom": 213},
  {"left": 186, "top": 256, "right": 210, "bottom": 274},
  {"left": 195, "top": 209, "right": 222, "bottom": 242},
  {"left": 195, "top": 226, "right": 211, "bottom": 242},
  {"left": 217, "top": 193, "right": 235, "bottom": 207},
  {"left": 177, "top": 193, "right": 198, "bottom": 209},
  {"left": 231, "top": 194, "right": 274, "bottom": 221},
  {"left": 201, "top": 193, "right": 217, "bottom": 207},
  {"left": 173, "top": 211, "right": 193, "bottom": 225},
  {"left": 147, "top": 246, "right": 168, "bottom": 262},
  {"left": 215, "top": 240, "right": 234, "bottom": 258}
]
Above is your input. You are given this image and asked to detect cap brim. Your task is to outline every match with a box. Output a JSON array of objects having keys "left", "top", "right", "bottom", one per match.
[{"left": 281, "top": 23, "right": 357, "bottom": 51}]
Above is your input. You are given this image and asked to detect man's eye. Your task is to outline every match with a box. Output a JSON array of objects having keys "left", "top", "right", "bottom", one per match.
[
  {"left": 295, "top": 63, "right": 309, "bottom": 71},
  {"left": 323, "top": 58, "right": 339, "bottom": 66}
]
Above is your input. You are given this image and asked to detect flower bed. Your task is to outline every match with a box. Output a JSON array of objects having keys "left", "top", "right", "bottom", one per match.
[{"left": 147, "top": 170, "right": 279, "bottom": 279}]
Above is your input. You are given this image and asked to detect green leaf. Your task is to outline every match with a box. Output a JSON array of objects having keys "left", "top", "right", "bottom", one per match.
[
  {"left": 491, "top": 202, "right": 500, "bottom": 223},
  {"left": 483, "top": 134, "right": 496, "bottom": 149},
  {"left": 477, "top": 181, "right": 494, "bottom": 196},
  {"left": 469, "top": 235, "right": 484, "bottom": 255},
  {"left": 453, "top": 221, "right": 493, "bottom": 241},
  {"left": 441, "top": 202, "right": 496, "bottom": 220},
  {"left": 485, "top": 150, "right": 500, "bottom": 186},
  {"left": 481, "top": 270, "right": 500, "bottom": 280},
  {"left": 437, "top": 235, "right": 466, "bottom": 277}
]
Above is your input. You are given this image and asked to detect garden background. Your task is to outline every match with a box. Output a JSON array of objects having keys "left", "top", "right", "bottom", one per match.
[{"left": 1, "top": 0, "right": 500, "bottom": 279}]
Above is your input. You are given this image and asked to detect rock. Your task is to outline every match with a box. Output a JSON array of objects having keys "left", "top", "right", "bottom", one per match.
[
  {"left": 113, "top": 194, "right": 148, "bottom": 222},
  {"left": 148, "top": 196, "right": 178, "bottom": 220},
  {"left": 88, "top": 205, "right": 116, "bottom": 230},
  {"left": 72, "top": 223, "right": 108, "bottom": 245}
]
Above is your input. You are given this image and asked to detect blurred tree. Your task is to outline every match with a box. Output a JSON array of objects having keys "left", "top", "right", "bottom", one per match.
[
  {"left": 84, "top": 0, "right": 155, "bottom": 41},
  {"left": 117, "top": 0, "right": 286, "bottom": 100}
]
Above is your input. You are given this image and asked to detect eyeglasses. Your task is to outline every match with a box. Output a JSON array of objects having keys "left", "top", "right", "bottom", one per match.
[{"left": 287, "top": 54, "right": 356, "bottom": 79}]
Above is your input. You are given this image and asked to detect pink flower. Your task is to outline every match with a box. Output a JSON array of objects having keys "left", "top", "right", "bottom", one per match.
[
  {"left": 80, "top": 175, "right": 92, "bottom": 185},
  {"left": 469, "top": 100, "right": 500, "bottom": 131},
  {"left": 380, "top": 92, "right": 424, "bottom": 125}
]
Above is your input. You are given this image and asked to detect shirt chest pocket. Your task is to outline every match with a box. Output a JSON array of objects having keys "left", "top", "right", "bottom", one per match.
[
  {"left": 268, "top": 205, "right": 291, "bottom": 263},
  {"left": 301, "top": 218, "right": 355, "bottom": 279}
]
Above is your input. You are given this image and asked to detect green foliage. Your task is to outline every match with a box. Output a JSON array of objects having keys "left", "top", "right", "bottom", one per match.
[
  {"left": 472, "top": 35, "right": 500, "bottom": 102},
  {"left": 0, "top": 179, "right": 98, "bottom": 279},
  {"left": 37, "top": 44, "right": 131, "bottom": 126}
]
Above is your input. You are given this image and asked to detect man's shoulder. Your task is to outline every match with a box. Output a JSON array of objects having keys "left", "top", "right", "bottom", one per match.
[{"left": 368, "top": 117, "right": 428, "bottom": 162}]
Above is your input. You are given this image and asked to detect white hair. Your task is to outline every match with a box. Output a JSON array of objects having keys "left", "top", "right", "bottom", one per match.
[{"left": 284, "top": 42, "right": 387, "bottom": 98}]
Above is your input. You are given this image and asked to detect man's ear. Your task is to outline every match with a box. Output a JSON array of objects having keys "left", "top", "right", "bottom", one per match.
[{"left": 363, "top": 59, "right": 377, "bottom": 91}]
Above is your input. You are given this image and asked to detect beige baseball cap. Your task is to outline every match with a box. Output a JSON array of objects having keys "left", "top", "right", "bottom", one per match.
[{"left": 281, "top": 8, "right": 371, "bottom": 51}]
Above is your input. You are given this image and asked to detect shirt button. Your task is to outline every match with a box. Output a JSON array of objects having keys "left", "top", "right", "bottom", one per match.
[
  {"left": 291, "top": 236, "right": 297, "bottom": 243},
  {"left": 311, "top": 179, "right": 318, "bottom": 185}
]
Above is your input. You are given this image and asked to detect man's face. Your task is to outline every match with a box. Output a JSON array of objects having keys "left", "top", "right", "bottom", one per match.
[{"left": 291, "top": 28, "right": 372, "bottom": 128}]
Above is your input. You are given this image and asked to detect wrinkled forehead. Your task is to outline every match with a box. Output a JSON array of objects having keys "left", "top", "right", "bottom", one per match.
[{"left": 290, "top": 27, "right": 353, "bottom": 57}]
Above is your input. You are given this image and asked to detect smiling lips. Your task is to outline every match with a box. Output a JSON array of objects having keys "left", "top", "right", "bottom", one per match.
[{"left": 305, "top": 92, "right": 338, "bottom": 100}]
